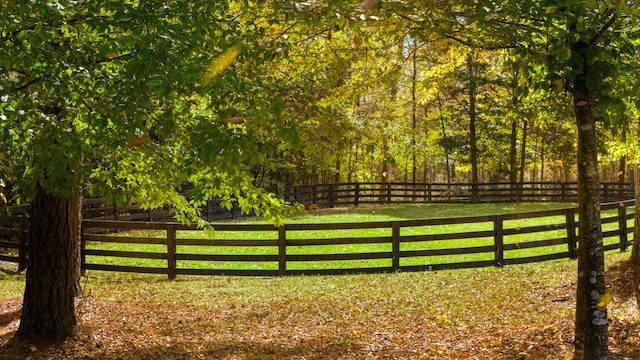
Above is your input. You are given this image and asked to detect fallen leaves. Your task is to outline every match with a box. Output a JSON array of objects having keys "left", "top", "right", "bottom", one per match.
[{"left": 1, "top": 255, "right": 640, "bottom": 359}]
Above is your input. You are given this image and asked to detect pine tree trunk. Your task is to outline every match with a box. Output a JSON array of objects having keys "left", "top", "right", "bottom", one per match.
[
  {"left": 17, "top": 182, "right": 81, "bottom": 336},
  {"left": 572, "top": 72, "right": 608, "bottom": 358}
]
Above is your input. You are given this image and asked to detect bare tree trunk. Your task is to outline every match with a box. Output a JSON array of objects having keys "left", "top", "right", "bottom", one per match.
[
  {"left": 632, "top": 131, "right": 640, "bottom": 308},
  {"left": 571, "top": 42, "right": 608, "bottom": 360},
  {"left": 437, "top": 92, "right": 451, "bottom": 184},
  {"left": 17, "top": 182, "right": 81, "bottom": 336},
  {"left": 467, "top": 53, "right": 479, "bottom": 202}
]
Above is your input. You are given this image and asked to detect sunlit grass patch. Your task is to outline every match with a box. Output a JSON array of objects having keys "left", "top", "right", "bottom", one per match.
[{"left": 79, "top": 202, "right": 632, "bottom": 275}]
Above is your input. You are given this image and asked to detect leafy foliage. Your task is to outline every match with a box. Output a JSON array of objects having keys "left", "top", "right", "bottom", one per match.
[{"left": 0, "top": 0, "right": 304, "bottom": 222}]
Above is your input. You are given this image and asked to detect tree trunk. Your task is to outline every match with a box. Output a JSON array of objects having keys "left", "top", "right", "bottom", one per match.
[
  {"left": 17, "top": 182, "right": 81, "bottom": 336},
  {"left": 572, "top": 43, "right": 608, "bottom": 358},
  {"left": 632, "top": 154, "right": 640, "bottom": 308},
  {"left": 467, "top": 53, "right": 479, "bottom": 202},
  {"left": 437, "top": 92, "right": 451, "bottom": 184}
]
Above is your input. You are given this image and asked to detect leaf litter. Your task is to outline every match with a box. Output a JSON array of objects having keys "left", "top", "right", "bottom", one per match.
[{"left": 0, "top": 253, "right": 639, "bottom": 359}]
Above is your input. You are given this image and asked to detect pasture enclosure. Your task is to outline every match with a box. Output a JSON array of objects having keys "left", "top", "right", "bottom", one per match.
[
  {"left": 72, "top": 200, "right": 634, "bottom": 279},
  {"left": 1, "top": 188, "right": 635, "bottom": 278}
]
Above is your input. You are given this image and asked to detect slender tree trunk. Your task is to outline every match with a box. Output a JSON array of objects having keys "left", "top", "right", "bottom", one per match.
[
  {"left": 632, "top": 128, "right": 640, "bottom": 308},
  {"left": 509, "top": 120, "right": 518, "bottom": 183},
  {"left": 572, "top": 42, "right": 608, "bottom": 360},
  {"left": 411, "top": 39, "right": 418, "bottom": 186},
  {"left": 437, "top": 92, "right": 451, "bottom": 184},
  {"left": 509, "top": 68, "right": 519, "bottom": 187},
  {"left": 17, "top": 182, "right": 81, "bottom": 336},
  {"left": 617, "top": 156, "right": 626, "bottom": 200},
  {"left": 467, "top": 53, "right": 479, "bottom": 202}
]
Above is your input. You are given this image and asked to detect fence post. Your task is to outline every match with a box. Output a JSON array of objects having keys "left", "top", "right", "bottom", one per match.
[
  {"left": 618, "top": 203, "right": 629, "bottom": 252},
  {"left": 603, "top": 183, "right": 609, "bottom": 203},
  {"left": 566, "top": 209, "right": 578, "bottom": 259},
  {"left": 167, "top": 224, "right": 176, "bottom": 280},
  {"left": 427, "top": 183, "right": 432, "bottom": 202},
  {"left": 494, "top": 216, "right": 504, "bottom": 267},
  {"left": 387, "top": 183, "right": 392, "bottom": 204},
  {"left": 329, "top": 184, "right": 335, "bottom": 208},
  {"left": 354, "top": 183, "right": 360, "bottom": 206},
  {"left": 278, "top": 226, "right": 287, "bottom": 275},
  {"left": 312, "top": 185, "right": 317, "bottom": 205},
  {"left": 392, "top": 222, "right": 400, "bottom": 272}
]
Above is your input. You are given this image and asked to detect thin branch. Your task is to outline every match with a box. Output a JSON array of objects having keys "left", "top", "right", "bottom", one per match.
[
  {"left": 96, "top": 51, "right": 137, "bottom": 64},
  {"left": 445, "top": 34, "right": 520, "bottom": 50},
  {"left": 590, "top": 11, "right": 618, "bottom": 45},
  {"left": 15, "top": 77, "right": 43, "bottom": 92}
]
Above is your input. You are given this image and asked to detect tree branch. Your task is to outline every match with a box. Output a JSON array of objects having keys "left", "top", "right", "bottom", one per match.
[
  {"left": 15, "top": 77, "right": 43, "bottom": 92},
  {"left": 445, "top": 34, "right": 519, "bottom": 50},
  {"left": 590, "top": 11, "right": 617, "bottom": 45}
]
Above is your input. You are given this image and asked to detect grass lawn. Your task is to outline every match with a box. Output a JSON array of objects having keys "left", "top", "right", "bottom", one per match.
[{"left": 82, "top": 202, "right": 633, "bottom": 273}]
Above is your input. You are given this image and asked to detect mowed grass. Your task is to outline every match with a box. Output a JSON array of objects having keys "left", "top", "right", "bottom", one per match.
[{"left": 82, "top": 202, "right": 634, "bottom": 273}]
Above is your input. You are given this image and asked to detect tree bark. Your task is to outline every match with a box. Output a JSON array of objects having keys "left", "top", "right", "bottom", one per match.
[
  {"left": 467, "top": 53, "right": 479, "bottom": 202},
  {"left": 632, "top": 156, "right": 640, "bottom": 308},
  {"left": 572, "top": 44, "right": 608, "bottom": 358},
  {"left": 17, "top": 182, "right": 81, "bottom": 336}
]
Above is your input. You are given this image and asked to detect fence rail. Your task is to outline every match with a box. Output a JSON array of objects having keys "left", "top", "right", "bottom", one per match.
[
  {"left": 284, "top": 181, "right": 635, "bottom": 207},
  {"left": 68, "top": 199, "right": 636, "bottom": 278},
  {"left": 1, "top": 192, "right": 635, "bottom": 278}
]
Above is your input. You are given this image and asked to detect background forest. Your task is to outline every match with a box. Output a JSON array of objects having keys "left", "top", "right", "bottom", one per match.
[{"left": 234, "top": 3, "right": 640, "bottom": 190}]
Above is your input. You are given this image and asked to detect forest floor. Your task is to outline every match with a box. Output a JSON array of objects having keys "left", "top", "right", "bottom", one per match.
[{"left": 1, "top": 252, "right": 639, "bottom": 360}]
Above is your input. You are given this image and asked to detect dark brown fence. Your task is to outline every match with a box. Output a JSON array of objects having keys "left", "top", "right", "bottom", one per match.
[
  {"left": 284, "top": 182, "right": 635, "bottom": 208},
  {"left": 72, "top": 199, "right": 635, "bottom": 279}
]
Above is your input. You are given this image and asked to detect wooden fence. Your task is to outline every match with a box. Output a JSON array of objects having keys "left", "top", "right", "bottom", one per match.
[
  {"left": 70, "top": 199, "right": 635, "bottom": 279},
  {"left": 285, "top": 181, "right": 635, "bottom": 207}
]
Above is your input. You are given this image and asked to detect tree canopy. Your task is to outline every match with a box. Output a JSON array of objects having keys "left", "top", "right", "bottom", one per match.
[{"left": 2, "top": 1, "right": 640, "bottom": 358}]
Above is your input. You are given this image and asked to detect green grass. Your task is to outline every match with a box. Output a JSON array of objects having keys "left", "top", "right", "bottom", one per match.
[{"left": 79, "top": 202, "right": 636, "bottom": 274}]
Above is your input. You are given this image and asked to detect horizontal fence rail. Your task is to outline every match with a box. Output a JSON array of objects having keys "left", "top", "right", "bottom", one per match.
[
  {"left": 284, "top": 181, "right": 635, "bottom": 208},
  {"left": 64, "top": 199, "right": 636, "bottom": 279}
]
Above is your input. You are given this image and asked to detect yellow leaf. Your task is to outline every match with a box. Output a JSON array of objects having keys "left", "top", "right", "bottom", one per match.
[
  {"left": 30, "top": 345, "right": 37, "bottom": 352},
  {"left": 552, "top": 79, "right": 564, "bottom": 92},
  {"left": 222, "top": 116, "right": 245, "bottom": 125},
  {"left": 104, "top": 52, "right": 118, "bottom": 59},
  {"left": 127, "top": 135, "right": 150, "bottom": 147},
  {"left": 204, "top": 44, "right": 242, "bottom": 83},
  {"left": 354, "top": 35, "right": 362, "bottom": 48},
  {"left": 576, "top": 100, "right": 589, "bottom": 107},
  {"left": 359, "top": 0, "right": 378, "bottom": 10},
  {"left": 597, "top": 292, "right": 612, "bottom": 307}
]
